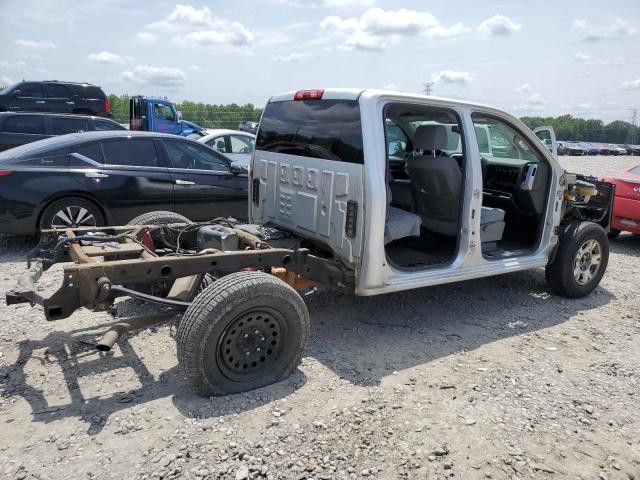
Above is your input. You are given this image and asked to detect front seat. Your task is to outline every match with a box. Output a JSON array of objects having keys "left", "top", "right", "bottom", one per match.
[{"left": 407, "top": 125, "right": 506, "bottom": 243}]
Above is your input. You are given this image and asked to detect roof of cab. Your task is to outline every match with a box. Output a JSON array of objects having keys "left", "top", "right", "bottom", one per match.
[{"left": 268, "top": 88, "right": 493, "bottom": 111}]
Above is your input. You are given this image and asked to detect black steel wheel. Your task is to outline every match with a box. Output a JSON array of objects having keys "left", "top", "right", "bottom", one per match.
[
  {"left": 39, "top": 196, "right": 104, "bottom": 231},
  {"left": 176, "top": 271, "right": 310, "bottom": 396}
]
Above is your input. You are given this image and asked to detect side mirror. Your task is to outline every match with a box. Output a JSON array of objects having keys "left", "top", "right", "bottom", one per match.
[
  {"left": 176, "top": 110, "right": 183, "bottom": 122},
  {"left": 12, "top": 90, "right": 21, "bottom": 97},
  {"left": 229, "top": 162, "right": 245, "bottom": 175}
]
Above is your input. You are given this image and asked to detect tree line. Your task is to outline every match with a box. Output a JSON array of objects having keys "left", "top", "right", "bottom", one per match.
[{"left": 520, "top": 115, "right": 639, "bottom": 144}]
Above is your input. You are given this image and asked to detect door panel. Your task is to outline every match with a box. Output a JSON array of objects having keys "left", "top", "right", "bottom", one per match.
[
  {"left": 45, "top": 84, "right": 73, "bottom": 113},
  {"left": 150, "top": 102, "right": 179, "bottom": 135}
]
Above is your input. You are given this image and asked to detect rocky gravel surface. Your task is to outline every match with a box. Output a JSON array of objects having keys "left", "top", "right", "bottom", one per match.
[{"left": 0, "top": 156, "right": 639, "bottom": 480}]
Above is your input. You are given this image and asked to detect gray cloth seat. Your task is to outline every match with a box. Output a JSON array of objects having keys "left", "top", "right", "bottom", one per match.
[
  {"left": 385, "top": 183, "right": 421, "bottom": 244},
  {"left": 407, "top": 124, "right": 506, "bottom": 243},
  {"left": 480, "top": 207, "right": 505, "bottom": 243}
]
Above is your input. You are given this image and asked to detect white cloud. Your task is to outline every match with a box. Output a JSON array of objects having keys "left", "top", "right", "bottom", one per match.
[
  {"left": 515, "top": 93, "right": 549, "bottom": 111},
  {"left": 136, "top": 32, "right": 157, "bottom": 45},
  {"left": 515, "top": 83, "right": 532, "bottom": 93},
  {"left": 382, "top": 83, "right": 400, "bottom": 91},
  {"left": 14, "top": 40, "right": 56, "bottom": 49},
  {"left": 321, "top": 7, "right": 469, "bottom": 51},
  {"left": 148, "top": 3, "right": 216, "bottom": 30},
  {"left": 119, "top": 65, "right": 186, "bottom": 89},
  {"left": 273, "top": 52, "right": 310, "bottom": 62},
  {"left": 574, "top": 51, "right": 623, "bottom": 66},
  {"left": 277, "top": 0, "right": 373, "bottom": 6},
  {"left": 86, "top": 51, "right": 132, "bottom": 65},
  {"left": 525, "top": 93, "right": 547, "bottom": 106},
  {"left": 621, "top": 78, "right": 640, "bottom": 90},
  {"left": 572, "top": 17, "right": 636, "bottom": 41},
  {"left": 0, "top": 60, "right": 26, "bottom": 70},
  {"left": 182, "top": 24, "right": 254, "bottom": 47},
  {"left": 478, "top": 15, "right": 522, "bottom": 36},
  {"left": 145, "top": 3, "right": 254, "bottom": 47},
  {"left": 431, "top": 70, "right": 474, "bottom": 85}
]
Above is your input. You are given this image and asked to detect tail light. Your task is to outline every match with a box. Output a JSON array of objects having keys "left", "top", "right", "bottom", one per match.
[
  {"left": 131, "top": 119, "right": 142, "bottom": 131},
  {"left": 0, "top": 170, "right": 12, "bottom": 176},
  {"left": 294, "top": 89, "right": 324, "bottom": 100},
  {"left": 104, "top": 98, "right": 111, "bottom": 113}
]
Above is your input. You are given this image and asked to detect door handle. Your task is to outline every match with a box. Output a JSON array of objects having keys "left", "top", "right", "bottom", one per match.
[
  {"left": 85, "top": 172, "right": 109, "bottom": 178},
  {"left": 35, "top": 101, "right": 46, "bottom": 104},
  {"left": 65, "top": 101, "right": 75, "bottom": 105},
  {"left": 175, "top": 179, "right": 196, "bottom": 186}
]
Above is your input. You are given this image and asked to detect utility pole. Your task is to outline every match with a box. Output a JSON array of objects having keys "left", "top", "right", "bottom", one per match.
[
  {"left": 422, "top": 82, "right": 434, "bottom": 96},
  {"left": 630, "top": 108, "right": 638, "bottom": 127}
]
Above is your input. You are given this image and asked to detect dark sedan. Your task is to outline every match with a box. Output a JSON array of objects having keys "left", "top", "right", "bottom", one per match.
[{"left": 0, "top": 131, "right": 248, "bottom": 234}]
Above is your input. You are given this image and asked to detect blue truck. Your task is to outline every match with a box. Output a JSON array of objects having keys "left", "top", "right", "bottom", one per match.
[{"left": 129, "top": 95, "right": 204, "bottom": 136}]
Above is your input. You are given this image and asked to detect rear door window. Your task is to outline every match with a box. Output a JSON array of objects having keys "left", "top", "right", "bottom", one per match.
[
  {"left": 101, "top": 139, "right": 161, "bottom": 167},
  {"left": 81, "top": 86, "right": 104, "bottom": 100},
  {"left": 2, "top": 115, "right": 46, "bottom": 134},
  {"left": 75, "top": 143, "right": 104, "bottom": 163},
  {"left": 206, "top": 136, "right": 228, "bottom": 153},
  {"left": 51, "top": 117, "right": 89, "bottom": 135},
  {"left": 256, "top": 99, "right": 364, "bottom": 164},
  {"left": 46, "top": 84, "right": 71, "bottom": 99},
  {"left": 229, "top": 135, "right": 254, "bottom": 154}
]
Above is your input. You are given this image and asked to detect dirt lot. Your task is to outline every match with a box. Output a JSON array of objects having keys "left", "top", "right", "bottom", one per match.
[{"left": 0, "top": 155, "right": 638, "bottom": 480}]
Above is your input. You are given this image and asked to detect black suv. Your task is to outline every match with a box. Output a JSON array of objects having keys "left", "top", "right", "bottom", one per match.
[
  {"left": 0, "top": 80, "right": 112, "bottom": 118},
  {"left": 0, "top": 112, "right": 125, "bottom": 151}
]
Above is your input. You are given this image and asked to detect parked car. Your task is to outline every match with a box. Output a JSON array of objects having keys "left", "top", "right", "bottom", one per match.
[
  {"left": 238, "top": 121, "right": 258, "bottom": 134},
  {"left": 561, "top": 141, "right": 585, "bottom": 156},
  {"left": 0, "top": 80, "right": 112, "bottom": 117},
  {"left": 624, "top": 144, "right": 640, "bottom": 156},
  {"left": 578, "top": 142, "right": 599, "bottom": 155},
  {"left": 0, "top": 131, "right": 247, "bottom": 234},
  {"left": 593, "top": 143, "right": 611, "bottom": 155},
  {"left": 196, "top": 129, "right": 255, "bottom": 168},
  {"left": 602, "top": 164, "right": 640, "bottom": 238},
  {"left": 608, "top": 144, "right": 627, "bottom": 155},
  {"left": 0, "top": 112, "right": 125, "bottom": 151},
  {"left": 557, "top": 141, "right": 567, "bottom": 155}
]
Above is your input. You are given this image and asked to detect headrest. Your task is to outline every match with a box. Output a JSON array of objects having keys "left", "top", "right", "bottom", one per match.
[{"left": 414, "top": 125, "right": 447, "bottom": 151}]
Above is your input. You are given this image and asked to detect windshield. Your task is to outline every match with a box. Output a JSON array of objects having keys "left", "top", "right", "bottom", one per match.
[{"left": 0, "top": 82, "right": 19, "bottom": 95}]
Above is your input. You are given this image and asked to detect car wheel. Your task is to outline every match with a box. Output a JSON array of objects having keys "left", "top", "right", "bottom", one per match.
[
  {"left": 176, "top": 271, "right": 310, "bottom": 396},
  {"left": 39, "top": 197, "right": 104, "bottom": 231},
  {"left": 607, "top": 228, "right": 621, "bottom": 239},
  {"left": 546, "top": 221, "right": 609, "bottom": 298}
]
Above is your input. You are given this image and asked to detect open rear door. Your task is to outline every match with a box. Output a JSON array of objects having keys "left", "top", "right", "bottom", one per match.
[
  {"left": 250, "top": 92, "right": 365, "bottom": 265},
  {"left": 533, "top": 125, "right": 557, "bottom": 158}
]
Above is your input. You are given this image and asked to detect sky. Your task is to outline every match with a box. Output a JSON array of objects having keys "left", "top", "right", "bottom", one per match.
[{"left": 1, "top": 0, "right": 639, "bottom": 122}]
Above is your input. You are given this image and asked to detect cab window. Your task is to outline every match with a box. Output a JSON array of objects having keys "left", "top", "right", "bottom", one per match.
[
  {"left": 229, "top": 135, "right": 254, "bottom": 154},
  {"left": 153, "top": 104, "right": 175, "bottom": 121},
  {"left": 472, "top": 114, "right": 541, "bottom": 162}
]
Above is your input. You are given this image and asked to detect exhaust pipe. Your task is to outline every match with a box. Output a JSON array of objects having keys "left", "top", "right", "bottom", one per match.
[{"left": 96, "top": 312, "right": 175, "bottom": 351}]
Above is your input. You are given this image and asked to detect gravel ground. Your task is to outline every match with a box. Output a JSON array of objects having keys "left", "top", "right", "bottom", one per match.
[{"left": 1, "top": 156, "right": 639, "bottom": 480}]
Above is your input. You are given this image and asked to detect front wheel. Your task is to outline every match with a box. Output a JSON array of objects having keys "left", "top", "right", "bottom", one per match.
[
  {"left": 176, "top": 271, "right": 310, "bottom": 396},
  {"left": 546, "top": 221, "right": 609, "bottom": 298}
]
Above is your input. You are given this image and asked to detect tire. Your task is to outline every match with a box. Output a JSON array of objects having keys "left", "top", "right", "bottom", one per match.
[
  {"left": 607, "top": 228, "right": 621, "bottom": 239},
  {"left": 39, "top": 196, "right": 104, "bottom": 231},
  {"left": 546, "top": 221, "right": 609, "bottom": 298},
  {"left": 176, "top": 271, "right": 310, "bottom": 396},
  {"left": 127, "top": 210, "right": 190, "bottom": 225}
]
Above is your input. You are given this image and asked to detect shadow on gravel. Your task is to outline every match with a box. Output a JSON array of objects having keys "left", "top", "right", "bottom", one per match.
[
  {"left": 0, "top": 234, "right": 36, "bottom": 263},
  {"left": 0, "top": 317, "right": 306, "bottom": 434},
  {"left": 609, "top": 232, "right": 640, "bottom": 258},
  {"left": 305, "top": 268, "right": 615, "bottom": 387}
]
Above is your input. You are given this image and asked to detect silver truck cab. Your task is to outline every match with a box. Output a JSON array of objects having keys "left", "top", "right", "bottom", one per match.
[{"left": 251, "top": 88, "right": 610, "bottom": 297}]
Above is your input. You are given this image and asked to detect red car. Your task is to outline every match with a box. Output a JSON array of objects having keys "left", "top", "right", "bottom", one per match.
[{"left": 602, "top": 164, "right": 640, "bottom": 238}]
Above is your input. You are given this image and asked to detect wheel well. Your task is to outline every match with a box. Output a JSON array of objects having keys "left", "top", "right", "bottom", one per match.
[{"left": 35, "top": 194, "right": 107, "bottom": 233}]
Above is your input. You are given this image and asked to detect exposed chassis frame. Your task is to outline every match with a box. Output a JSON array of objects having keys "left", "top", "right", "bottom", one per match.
[{"left": 6, "top": 225, "right": 352, "bottom": 321}]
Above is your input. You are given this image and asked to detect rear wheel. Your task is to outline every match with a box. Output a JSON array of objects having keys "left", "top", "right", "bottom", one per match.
[
  {"left": 176, "top": 271, "right": 310, "bottom": 396},
  {"left": 546, "top": 221, "right": 609, "bottom": 298},
  {"left": 39, "top": 196, "right": 104, "bottom": 231}
]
